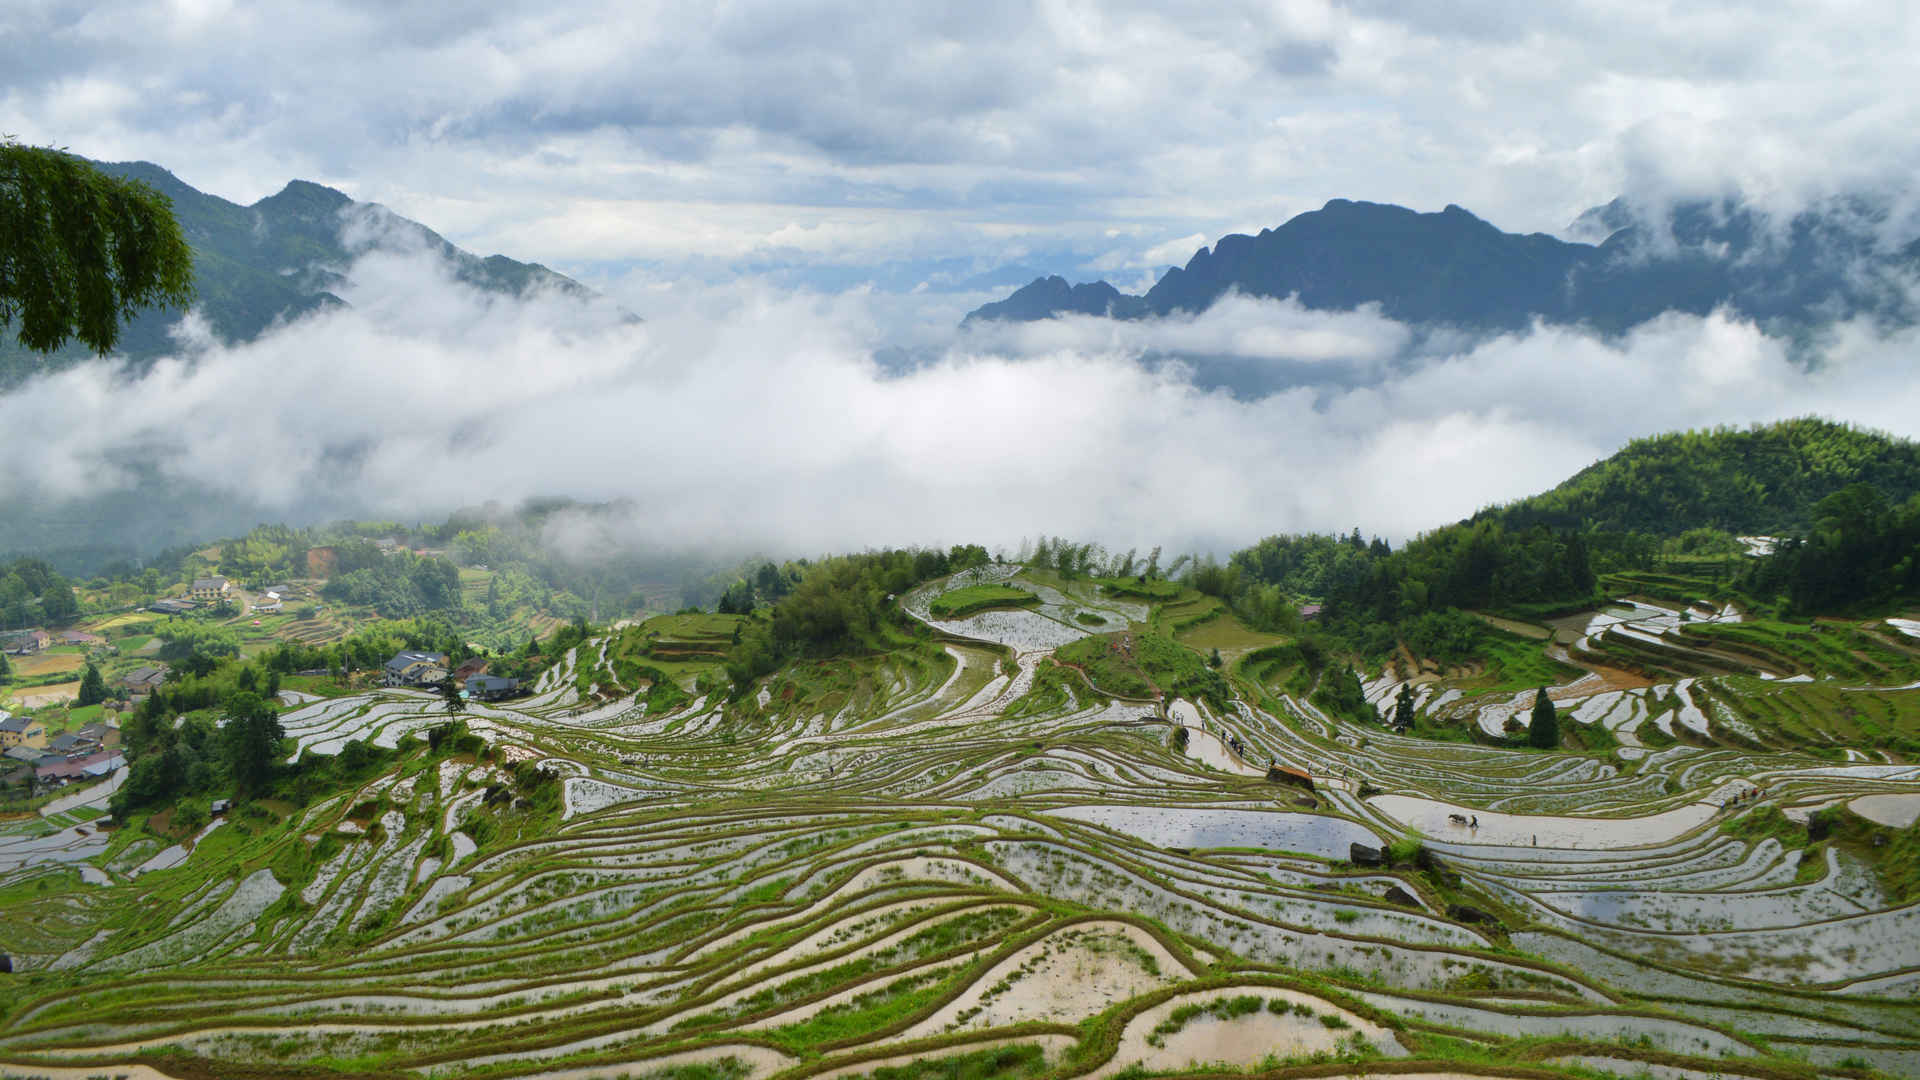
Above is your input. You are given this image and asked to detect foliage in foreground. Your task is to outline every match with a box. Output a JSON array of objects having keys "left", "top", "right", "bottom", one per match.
[{"left": 0, "top": 139, "right": 195, "bottom": 355}]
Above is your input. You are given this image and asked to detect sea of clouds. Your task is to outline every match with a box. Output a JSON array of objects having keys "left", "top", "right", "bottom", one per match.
[{"left": 5, "top": 234, "right": 1919, "bottom": 562}]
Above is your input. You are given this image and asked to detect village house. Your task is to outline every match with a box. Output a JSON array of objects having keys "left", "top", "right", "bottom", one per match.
[
  {"left": 34, "top": 749, "right": 124, "bottom": 785},
  {"left": 465, "top": 674, "right": 521, "bottom": 701},
  {"left": 150, "top": 598, "right": 197, "bottom": 615},
  {"left": 189, "top": 577, "right": 232, "bottom": 603},
  {"left": 3, "top": 744, "right": 48, "bottom": 767},
  {"left": 120, "top": 665, "right": 169, "bottom": 695},
  {"left": 0, "top": 715, "right": 48, "bottom": 750},
  {"left": 383, "top": 650, "right": 450, "bottom": 687},
  {"left": 1, "top": 629, "right": 50, "bottom": 655},
  {"left": 77, "top": 721, "right": 121, "bottom": 749},
  {"left": 57, "top": 629, "right": 105, "bottom": 647},
  {"left": 452, "top": 656, "right": 490, "bottom": 681},
  {"left": 47, "top": 733, "right": 88, "bottom": 755}
]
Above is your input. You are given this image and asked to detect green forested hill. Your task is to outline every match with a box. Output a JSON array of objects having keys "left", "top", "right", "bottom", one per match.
[
  {"left": 1476, "top": 418, "right": 1920, "bottom": 536},
  {"left": 0, "top": 157, "right": 592, "bottom": 385}
]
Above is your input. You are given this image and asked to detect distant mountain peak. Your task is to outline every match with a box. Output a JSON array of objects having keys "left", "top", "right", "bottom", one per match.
[
  {"left": 962, "top": 275, "right": 1146, "bottom": 324},
  {"left": 963, "top": 193, "right": 1920, "bottom": 334},
  {"left": 253, "top": 178, "right": 354, "bottom": 213}
]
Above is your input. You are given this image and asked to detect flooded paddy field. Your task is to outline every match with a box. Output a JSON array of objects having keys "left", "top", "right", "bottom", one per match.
[{"left": 2, "top": 568, "right": 1916, "bottom": 1080}]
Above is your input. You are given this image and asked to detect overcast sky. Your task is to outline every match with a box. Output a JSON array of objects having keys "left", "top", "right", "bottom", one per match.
[
  {"left": 6, "top": 0, "right": 1918, "bottom": 291},
  {"left": 4, "top": 2, "right": 1918, "bottom": 558}
]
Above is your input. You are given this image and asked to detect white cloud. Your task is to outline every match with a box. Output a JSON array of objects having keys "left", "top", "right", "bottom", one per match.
[
  {"left": 1141, "top": 234, "right": 1210, "bottom": 269},
  {"left": 962, "top": 292, "right": 1411, "bottom": 365},
  {"left": 5, "top": 247, "right": 1920, "bottom": 561}
]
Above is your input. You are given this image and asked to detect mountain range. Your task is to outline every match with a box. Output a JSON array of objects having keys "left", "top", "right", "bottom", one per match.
[
  {"left": 965, "top": 196, "right": 1920, "bottom": 335},
  {"left": 0, "top": 159, "right": 594, "bottom": 386}
]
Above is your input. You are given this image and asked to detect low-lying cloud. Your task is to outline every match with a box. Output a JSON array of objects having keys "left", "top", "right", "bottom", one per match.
[{"left": 10, "top": 244, "right": 1920, "bottom": 561}]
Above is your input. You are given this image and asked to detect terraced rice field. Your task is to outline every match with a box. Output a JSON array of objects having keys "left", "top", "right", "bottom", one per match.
[{"left": 2, "top": 570, "right": 1917, "bottom": 1079}]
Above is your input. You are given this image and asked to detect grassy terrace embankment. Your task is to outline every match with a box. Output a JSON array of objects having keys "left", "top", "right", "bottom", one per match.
[{"left": 928, "top": 584, "right": 1041, "bottom": 619}]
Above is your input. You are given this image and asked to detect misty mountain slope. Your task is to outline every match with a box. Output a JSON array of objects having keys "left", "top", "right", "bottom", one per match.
[
  {"left": 1474, "top": 417, "right": 1920, "bottom": 536},
  {"left": 0, "top": 158, "right": 594, "bottom": 386},
  {"left": 967, "top": 196, "right": 1920, "bottom": 334}
]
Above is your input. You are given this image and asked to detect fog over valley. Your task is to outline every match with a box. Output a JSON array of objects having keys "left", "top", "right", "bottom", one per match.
[{"left": 4, "top": 234, "right": 1920, "bottom": 563}]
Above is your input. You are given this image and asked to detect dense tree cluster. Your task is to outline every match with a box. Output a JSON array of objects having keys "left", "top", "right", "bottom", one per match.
[
  {"left": 1744, "top": 483, "right": 1920, "bottom": 612},
  {"left": 112, "top": 685, "right": 284, "bottom": 816},
  {"left": 218, "top": 525, "right": 310, "bottom": 583},
  {"left": 322, "top": 550, "right": 462, "bottom": 618},
  {"left": 155, "top": 622, "right": 243, "bottom": 676},
  {"left": 1198, "top": 523, "right": 1595, "bottom": 660},
  {"left": 0, "top": 557, "right": 79, "bottom": 629},
  {"left": 1480, "top": 418, "right": 1920, "bottom": 537},
  {"left": 1310, "top": 665, "right": 1378, "bottom": 726},
  {"left": 725, "top": 546, "right": 991, "bottom": 691}
]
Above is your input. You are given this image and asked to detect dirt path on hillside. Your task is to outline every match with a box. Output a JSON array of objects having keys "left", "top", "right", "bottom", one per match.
[{"left": 1545, "top": 643, "right": 1654, "bottom": 693}]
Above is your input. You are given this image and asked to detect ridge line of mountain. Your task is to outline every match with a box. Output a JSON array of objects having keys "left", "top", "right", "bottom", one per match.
[{"left": 964, "top": 195, "right": 1920, "bottom": 335}]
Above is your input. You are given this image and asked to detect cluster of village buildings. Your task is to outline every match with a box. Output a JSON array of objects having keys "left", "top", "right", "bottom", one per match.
[
  {"left": 381, "top": 650, "right": 521, "bottom": 701},
  {"left": 0, "top": 712, "right": 124, "bottom": 790},
  {"left": 1, "top": 627, "right": 107, "bottom": 655},
  {"left": 1, "top": 568, "right": 526, "bottom": 801}
]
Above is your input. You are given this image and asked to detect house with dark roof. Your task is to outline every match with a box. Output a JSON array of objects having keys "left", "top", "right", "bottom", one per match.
[
  {"left": 77, "top": 722, "right": 120, "bottom": 749},
  {"left": 150, "top": 598, "right": 197, "bottom": 615},
  {"left": 120, "top": 666, "right": 169, "bottom": 694},
  {"left": 47, "top": 733, "right": 91, "bottom": 756},
  {"left": 383, "top": 651, "right": 450, "bottom": 687},
  {"left": 0, "top": 715, "right": 47, "bottom": 750},
  {"left": 465, "top": 674, "right": 521, "bottom": 701}
]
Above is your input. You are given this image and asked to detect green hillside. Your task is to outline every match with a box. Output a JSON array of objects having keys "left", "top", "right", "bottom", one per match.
[{"left": 1476, "top": 417, "right": 1920, "bottom": 536}]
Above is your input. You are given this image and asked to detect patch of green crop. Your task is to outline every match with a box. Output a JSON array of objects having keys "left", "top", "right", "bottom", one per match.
[
  {"left": 1457, "top": 633, "right": 1582, "bottom": 699},
  {"left": 1145, "top": 993, "right": 1265, "bottom": 1046},
  {"left": 1719, "top": 805, "right": 1807, "bottom": 849},
  {"left": 843, "top": 1043, "right": 1048, "bottom": 1080},
  {"left": 929, "top": 584, "right": 1040, "bottom": 619},
  {"left": 1056, "top": 630, "right": 1228, "bottom": 707}
]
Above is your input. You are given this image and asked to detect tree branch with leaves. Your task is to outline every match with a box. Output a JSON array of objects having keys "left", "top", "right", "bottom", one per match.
[{"left": 0, "top": 140, "right": 195, "bottom": 354}]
